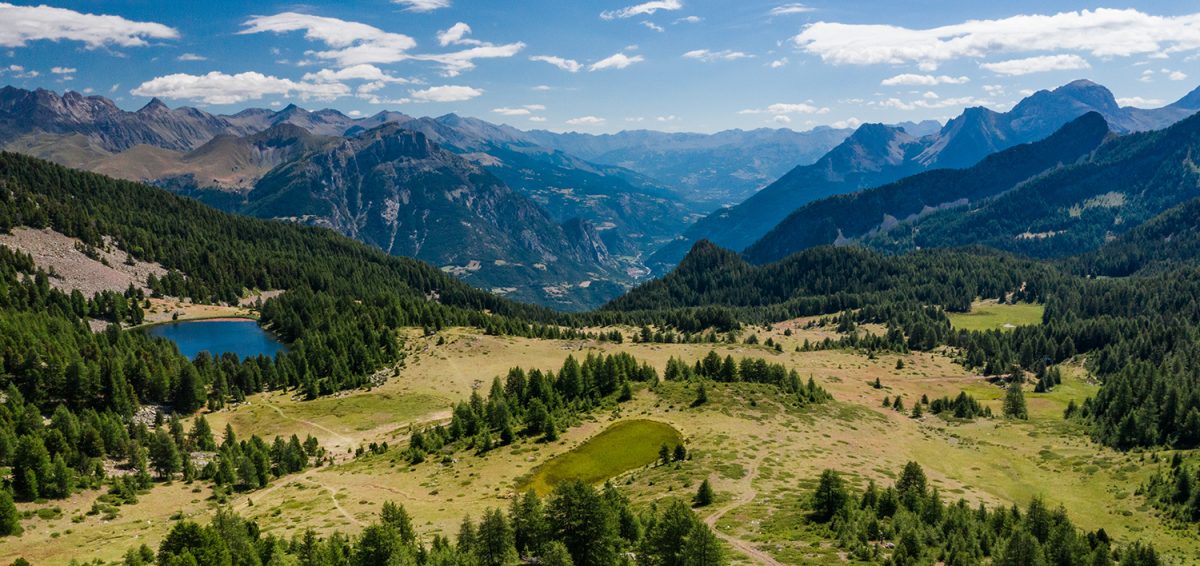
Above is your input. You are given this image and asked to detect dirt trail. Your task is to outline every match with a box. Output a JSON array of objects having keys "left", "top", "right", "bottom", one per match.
[
  {"left": 703, "top": 458, "right": 784, "bottom": 566},
  {"left": 262, "top": 401, "right": 352, "bottom": 445},
  {"left": 302, "top": 477, "right": 363, "bottom": 527}
]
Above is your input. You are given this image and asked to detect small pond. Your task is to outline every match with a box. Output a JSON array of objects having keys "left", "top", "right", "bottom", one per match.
[{"left": 146, "top": 319, "right": 285, "bottom": 360}]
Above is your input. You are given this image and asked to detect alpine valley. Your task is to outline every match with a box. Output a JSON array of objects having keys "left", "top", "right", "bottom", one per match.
[{"left": 7, "top": 3, "right": 1200, "bottom": 564}]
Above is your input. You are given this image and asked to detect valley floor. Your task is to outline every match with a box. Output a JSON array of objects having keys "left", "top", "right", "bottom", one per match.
[{"left": 6, "top": 325, "right": 1199, "bottom": 564}]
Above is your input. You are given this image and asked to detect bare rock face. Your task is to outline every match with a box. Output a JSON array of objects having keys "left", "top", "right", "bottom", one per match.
[
  {"left": 0, "top": 87, "right": 252, "bottom": 151},
  {"left": 245, "top": 124, "right": 623, "bottom": 309}
]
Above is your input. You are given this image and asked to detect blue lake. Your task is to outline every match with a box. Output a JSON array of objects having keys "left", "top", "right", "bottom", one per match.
[{"left": 146, "top": 319, "right": 286, "bottom": 360}]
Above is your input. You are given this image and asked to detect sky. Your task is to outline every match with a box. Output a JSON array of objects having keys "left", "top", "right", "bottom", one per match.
[{"left": 3, "top": 0, "right": 1200, "bottom": 133}]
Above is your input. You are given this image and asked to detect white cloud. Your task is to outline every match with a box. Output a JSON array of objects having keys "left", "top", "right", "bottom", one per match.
[
  {"left": 532, "top": 84, "right": 552, "bottom": 91},
  {"left": 793, "top": 8, "right": 1200, "bottom": 70},
  {"left": 589, "top": 52, "right": 644, "bottom": 71},
  {"left": 880, "top": 73, "right": 969, "bottom": 86},
  {"left": 3, "top": 64, "right": 38, "bottom": 78},
  {"left": 176, "top": 53, "right": 206, "bottom": 61},
  {"left": 109, "top": 83, "right": 119, "bottom": 93},
  {"left": 530, "top": 55, "right": 582, "bottom": 72},
  {"left": 348, "top": 110, "right": 363, "bottom": 117},
  {"left": 566, "top": 116, "right": 606, "bottom": 125},
  {"left": 493, "top": 104, "right": 546, "bottom": 116},
  {"left": 0, "top": 3, "right": 178, "bottom": 49},
  {"left": 410, "top": 42, "right": 525, "bottom": 77},
  {"left": 656, "top": 115, "right": 678, "bottom": 122},
  {"left": 50, "top": 66, "right": 75, "bottom": 74},
  {"left": 675, "top": 15, "right": 702, "bottom": 24},
  {"left": 240, "top": 13, "right": 417, "bottom": 66},
  {"left": 739, "top": 102, "right": 829, "bottom": 115},
  {"left": 529, "top": 116, "right": 546, "bottom": 122},
  {"left": 770, "top": 3, "right": 815, "bottom": 16},
  {"left": 82, "top": 87, "right": 93, "bottom": 94},
  {"left": 683, "top": 49, "right": 752, "bottom": 62},
  {"left": 981, "top": 54, "right": 1090, "bottom": 76},
  {"left": 1117, "top": 96, "right": 1165, "bottom": 107},
  {"left": 437, "top": 22, "right": 480, "bottom": 46},
  {"left": 769, "top": 57, "right": 788, "bottom": 68},
  {"left": 641, "top": 21, "right": 665, "bottom": 32},
  {"left": 303, "top": 64, "right": 408, "bottom": 84},
  {"left": 830, "top": 117, "right": 862, "bottom": 129},
  {"left": 393, "top": 0, "right": 451, "bottom": 12},
  {"left": 601, "top": 0, "right": 682, "bottom": 20},
  {"left": 773, "top": 115, "right": 792, "bottom": 124},
  {"left": 132, "top": 71, "right": 350, "bottom": 105},
  {"left": 876, "top": 95, "right": 991, "bottom": 111},
  {"left": 983, "top": 84, "right": 1005, "bottom": 96},
  {"left": 242, "top": 12, "right": 521, "bottom": 76},
  {"left": 408, "top": 84, "right": 482, "bottom": 102},
  {"left": 1169, "top": 70, "right": 1188, "bottom": 80}
]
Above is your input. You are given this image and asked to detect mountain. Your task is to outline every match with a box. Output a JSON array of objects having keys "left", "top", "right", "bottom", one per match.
[
  {"left": 241, "top": 123, "right": 624, "bottom": 309},
  {"left": 0, "top": 87, "right": 254, "bottom": 151},
  {"left": 646, "top": 122, "right": 929, "bottom": 272},
  {"left": 524, "top": 126, "right": 853, "bottom": 207},
  {"left": 646, "top": 80, "right": 1200, "bottom": 273},
  {"left": 864, "top": 109, "right": 1200, "bottom": 259},
  {"left": 1075, "top": 196, "right": 1200, "bottom": 277},
  {"left": 744, "top": 112, "right": 1113, "bottom": 264}
]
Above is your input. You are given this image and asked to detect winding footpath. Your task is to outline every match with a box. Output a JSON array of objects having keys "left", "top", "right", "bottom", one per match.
[{"left": 703, "top": 458, "right": 784, "bottom": 566}]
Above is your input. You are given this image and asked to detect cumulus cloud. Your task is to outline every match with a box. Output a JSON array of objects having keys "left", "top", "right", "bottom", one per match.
[
  {"left": 1169, "top": 70, "right": 1188, "bottom": 80},
  {"left": 176, "top": 53, "right": 207, "bottom": 61},
  {"left": 769, "top": 57, "right": 788, "bottom": 68},
  {"left": 0, "top": 2, "right": 178, "bottom": 49},
  {"left": 528, "top": 116, "right": 547, "bottom": 122},
  {"left": 683, "top": 49, "right": 752, "bottom": 62},
  {"left": 530, "top": 55, "right": 582, "bottom": 72},
  {"left": 1117, "top": 96, "right": 1165, "bottom": 107},
  {"left": 408, "top": 85, "right": 482, "bottom": 102},
  {"left": 589, "top": 52, "right": 644, "bottom": 71},
  {"left": 601, "top": 0, "right": 682, "bottom": 20},
  {"left": 241, "top": 12, "right": 521, "bottom": 76},
  {"left": 492, "top": 104, "right": 546, "bottom": 116},
  {"left": 880, "top": 73, "right": 969, "bottom": 86},
  {"left": 830, "top": 117, "right": 862, "bottom": 129},
  {"left": 240, "top": 13, "right": 417, "bottom": 66},
  {"left": 792, "top": 8, "right": 1200, "bottom": 70},
  {"left": 411, "top": 42, "right": 525, "bottom": 77},
  {"left": 50, "top": 66, "right": 75, "bottom": 74},
  {"left": 394, "top": 0, "right": 451, "bottom": 12},
  {"left": 302, "top": 64, "right": 408, "bottom": 84},
  {"left": 437, "top": 22, "right": 480, "bottom": 46},
  {"left": 875, "top": 95, "right": 991, "bottom": 111},
  {"left": 980, "top": 54, "right": 1090, "bottom": 76},
  {"left": 770, "top": 3, "right": 815, "bottom": 16},
  {"left": 132, "top": 71, "right": 350, "bottom": 104},
  {"left": 566, "top": 116, "right": 606, "bottom": 125},
  {"left": 3, "top": 64, "right": 38, "bottom": 78},
  {"left": 739, "top": 102, "right": 830, "bottom": 115},
  {"left": 675, "top": 15, "right": 702, "bottom": 24}
]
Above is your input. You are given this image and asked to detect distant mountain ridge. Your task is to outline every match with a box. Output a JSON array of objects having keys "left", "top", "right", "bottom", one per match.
[
  {"left": 744, "top": 112, "right": 1115, "bottom": 263},
  {"left": 524, "top": 126, "right": 854, "bottom": 207},
  {"left": 646, "top": 80, "right": 1200, "bottom": 273},
  {"left": 864, "top": 109, "right": 1200, "bottom": 259}
]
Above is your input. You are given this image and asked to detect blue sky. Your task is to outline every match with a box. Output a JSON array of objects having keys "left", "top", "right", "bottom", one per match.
[{"left": 3, "top": 1, "right": 1200, "bottom": 133}]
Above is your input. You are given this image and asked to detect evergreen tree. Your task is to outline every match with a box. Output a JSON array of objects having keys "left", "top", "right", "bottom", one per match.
[
  {"left": 474, "top": 507, "right": 517, "bottom": 566},
  {"left": 812, "top": 469, "right": 849, "bottom": 521},
  {"left": 1004, "top": 383, "right": 1029, "bottom": 420},
  {"left": 694, "top": 478, "right": 715, "bottom": 507},
  {"left": 0, "top": 489, "right": 20, "bottom": 536},
  {"left": 150, "top": 428, "right": 182, "bottom": 480},
  {"left": 679, "top": 524, "right": 724, "bottom": 566}
]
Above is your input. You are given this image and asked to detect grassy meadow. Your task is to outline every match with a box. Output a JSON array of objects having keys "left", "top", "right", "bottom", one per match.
[{"left": 6, "top": 323, "right": 1199, "bottom": 565}]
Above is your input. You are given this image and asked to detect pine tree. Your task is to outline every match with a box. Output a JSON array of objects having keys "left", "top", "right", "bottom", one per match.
[
  {"left": 150, "top": 429, "right": 181, "bottom": 480},
  {"left": 693, "top": 382, "right": 708, "bottom": 406},
  {"left": 1004, "top": 383, "right": 1029, "bottom": 420},
  {"left": 659, "top": 443, "right": 671, "bottom": 466},
  {"left": 812, "top": 469, "right": 848, "bottom": 521},
  {"left": 680, "top": 524, "right": 724, "bottom": 566},
  {"left": 474, "top": 508, "right": 518, "bottom": 566},
  {"left": 694, "top": 478, "right": 715, "bottom": 507},
  {"left": 0, "top": 489, "right": 20, "bottom": 536}
]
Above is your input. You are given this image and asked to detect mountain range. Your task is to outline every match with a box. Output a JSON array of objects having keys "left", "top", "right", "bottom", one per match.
[{"left": 646, "top": 80, "right": 1200, "bottom": 273}]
